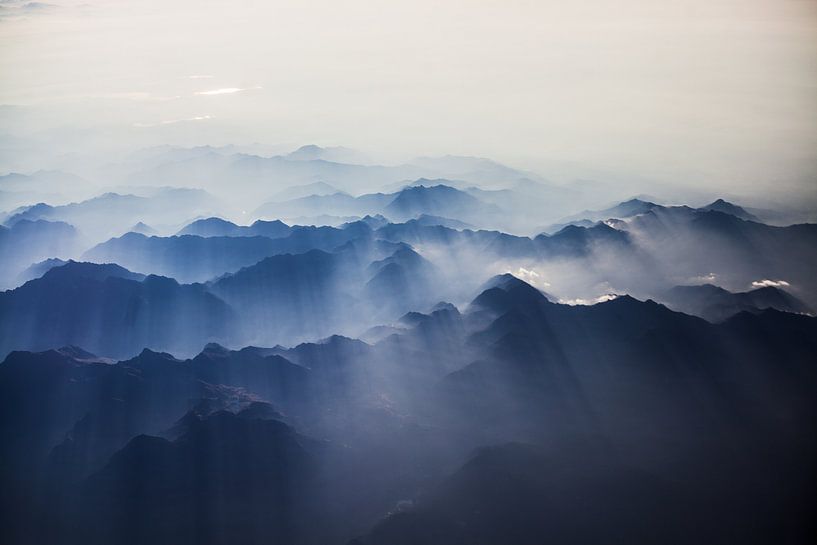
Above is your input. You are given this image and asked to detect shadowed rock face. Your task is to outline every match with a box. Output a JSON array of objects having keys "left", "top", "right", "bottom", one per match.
[
  {"left": 76, "top": 410, "right": 322, "bottom": 545},
  {"left": 1, "top": 273, "right": 815, "bottom": 545},
  {"left": 0, "top": 262, "right": 234, "bottom": 359},
  {"left": 660, "top": 283, "right": 812, "bottom": 322}
]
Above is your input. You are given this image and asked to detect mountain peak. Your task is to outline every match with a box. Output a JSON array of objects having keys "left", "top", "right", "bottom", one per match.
[
  {"left": 471, "top": 274, "right": 549, "bottom": 314},
  {"left": 699, "top": 199, "right": 760, "bottom": 222},
  {"left": 201, "top": 342, "right": 231, "bottom": 356}
]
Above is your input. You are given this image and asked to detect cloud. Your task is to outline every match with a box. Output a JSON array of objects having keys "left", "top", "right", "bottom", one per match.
[
  {"left": 194, "top": 86, "right": 261, "bottom": 96},
  {"left": 689, "top": 272, "right": 717, "bottom": 284},
  {"left": 751, "top": 279, "right": 790, "bottom": 289},
  {"left": 188, "top": 75, "right": 214, "bottom": 79},
  {"left": 133, "top": 115, "right": 212, "bottom": 128},
  {"left": 102, "top": 92, "right": 181, "bottom": 102},
  {"left": 559, "top": 293, "right": 620, "bottom": 306},
  {"left": 508, "top": 267, "right": 551, "bottom": 288}
]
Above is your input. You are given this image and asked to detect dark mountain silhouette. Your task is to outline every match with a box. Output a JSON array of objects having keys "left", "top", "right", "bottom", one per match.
[
  {"left": 2, "top": 271, "right": 815, "bottom": 545},
  {"left": 351, "top": 437, "right": 814, "bottom": 545},
  {"left": 622, "top": 207, "right": 817, "bottom": 306},
  {"left": 470, "top": 272, "right": 550, "bottom": 315},
  {"left": 84, "top": 232, "right": 287, "bottom": 283},
  {"left": 351, "top": 442, "right": 689, "bottom": 545},
  {"left": 383, "top": 184, "right": 499, "bottom": 223},
  {"left": 346, "top": 276, "right": 817, "bottom": 545},
  {"left": 535, "top": 223, "right": 631, "bottom": 257},
  {"left": 0, "top": 346, "right": 256, "bottom": 538},
  {"left": 365, "top": 247, "right": 439, "bottom": 315},
  {"left": 437, "top": 274, "right": 817, "bottom": 446},
  {"left": 699, "top": 198, "right": 760, "bottom": 222},
  {"left": 75, "top": 410, "right": 321, "bottom": 545},
  {"left": 553, "top": 198, "right": 662, "bottom": 226},
  {"left": 210, "top": 249, "right": 354, "bottom": 343},
  {"left": 190, "top": 342, "right": 310, "bottom": 407},
  {"left": 660, "top": 283, "right": 812, "bottom": 322},
  {"left": 4, "top": 159, "right": 817, "bottom": 545},
  {"left": 177, "top": 217, "right": 291, "bottom": 238},
  {"left": 85, "top": 221, "right": 386, "bottom": 283},
  {"left": 0, "top": 262, "right": 232, "bottom": 358}
]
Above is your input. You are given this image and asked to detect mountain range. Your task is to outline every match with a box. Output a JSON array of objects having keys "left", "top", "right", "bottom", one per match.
[
  {"left": 1, "top": 148, "right": 816, "bottom": 545},
  {"left": 1, "top": 273, "right": 814, "bottom": 544}
]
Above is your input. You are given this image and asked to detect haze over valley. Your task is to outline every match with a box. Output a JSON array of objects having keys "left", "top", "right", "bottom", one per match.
[{"left": 1, "top": 2, "right": 816, "bottom": 544}]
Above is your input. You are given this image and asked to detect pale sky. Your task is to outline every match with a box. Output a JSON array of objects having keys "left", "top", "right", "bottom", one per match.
[{"left": 1, "top": 0, "right": 816, "bottom": 201}]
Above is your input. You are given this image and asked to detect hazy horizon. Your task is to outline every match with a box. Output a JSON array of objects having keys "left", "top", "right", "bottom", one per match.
[{"left": 2, "top": 0, "right": 816, "bottom": 209}]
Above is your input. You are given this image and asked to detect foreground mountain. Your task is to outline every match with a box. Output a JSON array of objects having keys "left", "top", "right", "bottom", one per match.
[
  {"left": 2, "top": 269, "right": 815, "bottom": 544},
  {"left": 351, "top": 436, "right": 812, "bottom": 545},
  {"left": 76, "top": 410, "right": 321, "bottom": 545},
  {"left": 2, "top": 273, "right": 815, "bottom": 545}
]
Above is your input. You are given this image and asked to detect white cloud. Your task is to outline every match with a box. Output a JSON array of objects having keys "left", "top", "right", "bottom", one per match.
[
  {"left": 689, "top": 272, "right": 717, "bottom": 284},
  {"left": 509, "top": 267, "right": 551, "bottom": 288},
  {"left": 133, "top": 115, "right": 212, "bottom": 128},
  {"left": 99, "top": 92, "right": 181, "bottom": 102},
  {"left": 559, "top": 293, "right": 620, "bottom": 306},
  {"left": 751, "top": 279, "right": 790, "bottom": 289},
  {"left": 188, "top": 75, "right": 214, "bottom": 79},
  {"left": 194, "top": 86, "right": 261, "bottom": 96}
]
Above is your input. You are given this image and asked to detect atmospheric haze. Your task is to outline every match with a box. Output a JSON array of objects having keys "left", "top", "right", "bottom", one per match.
[{"left": 1, "top": 2, "right": 816, "bottom": 545}]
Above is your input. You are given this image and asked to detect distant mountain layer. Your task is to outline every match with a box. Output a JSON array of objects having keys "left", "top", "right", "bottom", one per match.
[
  {"left": 5, "top": 188, "right": 220, "bottom": 242},
  {"left": 0, "top": 219, "right": 81, "bottom": 289},
  {"left": 550, "top": 197, "right": 762, "bottom": 229},
  {"left": 1, "top": 237, "right": 440, "bottom": 357},
  {"left": 270, "top": 181, "right": 343, "bottom": 201},
  {"left": 126, "top": 150, "right": 539, "bottom": 201},
  {"left": 83, "top": 202, "right": 817, "bottom": 312},
  {"left": 699, "top": 198, "right": 760, "bottom": 222},
  {"left": 177, "top": 217, "right": 291, "bottom": 238},
  {"left": 255, "top": 183, "right": 502, "bottom": 227},
  {"left": 659, "top": 283, "right": 811, "bottom": 322}
]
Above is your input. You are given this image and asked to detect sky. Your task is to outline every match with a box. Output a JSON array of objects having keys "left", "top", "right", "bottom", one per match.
[{"left": 1, "top": 0, "right": 816, "bottom": 203}]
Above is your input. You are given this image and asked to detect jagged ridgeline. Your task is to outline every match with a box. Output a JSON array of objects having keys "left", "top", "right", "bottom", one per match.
[{"left": 1, "top": 152, "right": 816, "bottom": 545}]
